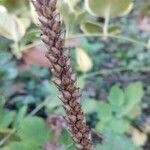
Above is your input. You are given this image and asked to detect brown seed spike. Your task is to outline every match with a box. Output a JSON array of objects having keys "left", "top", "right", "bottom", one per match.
[
  {"left": 54, "top": 14, "right": 60, "bottom": 22},
  {"left": 52, "top": 78, "right": 61, "bottom": 87},
  {"left": 58, "top": 95, "right": 67, "bottom": 103},
  {"left": 41, "top": 35, "right": 49, "bottom": 44},
  {"left": 38, "top": 16, "right": 48, "bottom": 25},
  {"left": 59, "top": 31, "right": 66, "bottom": 40},
  {"left": 46, "top": 54, "right": 57, "bottom": 63},
  {"left": 32, "top": 0, "right": 94, "bottom": 149},
  {"left": 32, "top": 0, "right": 40, "bottom": 10},
  {"left": 48, "top": 0, "right": 57, "bottom": 11}
]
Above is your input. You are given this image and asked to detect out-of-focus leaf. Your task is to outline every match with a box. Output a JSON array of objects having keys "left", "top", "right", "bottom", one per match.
[
  {"left": 30, "top": 2, "right": 39, "bottom": 25},
  {"left": 0, "top": 110, "right": 16, "bottom": 128},
  {"left": 121, "top": 82, "right": 144, "bottom": 116},
  {"left": 13, "top": 106, "right": 27, "bottom": 126},
  {"left": 127, "top": 105, "right": 141, "bottom": 119},
  {"left": 18, "top": 117, "right": 48, "bottom": 146},
  {"left": 65, "top": 0, "right": 80, "bottom": 12},
  {"left": 96, "top": 131, "right": 141, "bottom": 150},
  {"left": 108, "top": 85, "right": 124, "bottom": 106},
  {"left": 82, "top": 99, "right": 98, "bottom": 113},
  {"left": 0, "top": 97, "right": 5, "bottom": 110},
  {"left": 58, "top": 1, "right": 88, "bottom": 34},
  {"left": 57, "top": 1, "right": 76, "bottom": 33},
  {"left": 77, "top": 75, "right": 86, "bottom": 89},
  {"left": 58, "top": 129, "right": 73, "bottom": 146},
  {"left": 108, "top": 25, "right": 122, "bottom": 34},
  {"left": 3, "top": 142, "right": 40, "bottom": 150},
  {"left": 96, "top": 118, "right": 129, "bottom": 134},
  {"left": 81, "top": 23, "right": 122, "bottom": 35},
  {"left": 85, "top": 0, "right": 133, "bottom": 18},
  {"left": 0, "top": 0, "right": 27, "bottom": 12},
  {"left": 0, "top": 52, "right": 18, "bottom": 80},
  {"left": 76, "top": 11, "right": 88, "bottom": 24},
  {"left": 0, "top": 5, "right": 7, "bottom": 12},
  {"left": 81, "top": 22, "right": 103, "bottom": 33},
  {"left": 108, "top": 118, "right": 130, "bottom": 134},
  {"left": 76, "top": 48, "right": 93, "bottom": 73},
  {"left": 0, "top": 9, "right": 26, "bottom": 42},
  {"left": 96, "top": 102, "right": 112, "bottom": 122}
]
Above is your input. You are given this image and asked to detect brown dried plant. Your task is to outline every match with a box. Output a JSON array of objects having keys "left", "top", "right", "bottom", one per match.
[{"left": 32, "top": 0, "right": 93, "bottom": 149}]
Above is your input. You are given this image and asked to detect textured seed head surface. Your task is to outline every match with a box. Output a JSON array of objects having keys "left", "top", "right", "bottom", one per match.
[{"left": 32, "top": 0, "right": 93, "bottom": 149}]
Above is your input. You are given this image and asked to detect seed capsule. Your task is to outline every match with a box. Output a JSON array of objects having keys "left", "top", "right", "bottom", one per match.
[
  {"left": 62, "top": 90, "right": 71, "bottom": 99},
  {"left": 58, "top": 95, "right": 68, "bottom": 103},
  {"left": 39, "top": 16, "right": 48, "bottom": 25},
  {"left": 41, "top": 35, "right": 49, "bottom": 44},
  {"left": 32, "top": 0, "right": 40, "bottom": 10},
  {"left": 52, "top": 78, "right": 61, "bottom": 87},
  {"left": 53, "top": 64, "right": 62, "bottom": 73},
  {"left": 68, "top": 115, "right": 76, "bottom": 122},
  {"left": 46, "top": 54, "right": 57, "bottom": 63}
]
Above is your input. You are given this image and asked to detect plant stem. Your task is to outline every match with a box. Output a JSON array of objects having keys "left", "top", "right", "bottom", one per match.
[
  {"left": 103, "top": 8, "right": 110, "bottom": 37},
  {"left": 84, "top": 67, "right": 150, "bottom": 78},
  {"left": 29, "top": 99, "right": 48, "bottom": 116},
  {"left": 67, "top": 33, "right": 149, "bottom": 49}
]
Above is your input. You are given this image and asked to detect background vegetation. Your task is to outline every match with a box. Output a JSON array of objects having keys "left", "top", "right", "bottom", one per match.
[{"left": 0, "top": 0, "right": 149, "bottom": 149}]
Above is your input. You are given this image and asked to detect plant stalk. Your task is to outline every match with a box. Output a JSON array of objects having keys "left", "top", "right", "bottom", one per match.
[{"left": 103, "top": 7, "right": 110, "bottom": 38}]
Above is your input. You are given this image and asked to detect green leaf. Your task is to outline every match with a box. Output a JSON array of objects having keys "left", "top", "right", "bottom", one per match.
[
  {"left": 0, "top": 110, "right": 16, "bottom": 128},
  {"left": 59, "top": 129, "right": 73, "bottom": 146},
  {"left": 0, "top": 97, "right": 5, "bottom": 110},
  {"left": 81, "top": 22, "right": 103, "bottom": 34},
  {"left": 0, "top": 52, "right": 12, "bottom": 65},
  {"left": 13, "top": 106, "right": 27, "bottom": 126},
  {"left": 85, "top": 0, "right": 133, "bottom": 18},
  {"left": 57, "top": 1, "right": 76, "bottom": 33},
  {"left": 125, "top": 82, "right": 144, "bottom": 104},
  {"left": 120, "top": 82, "right": 144, "bottom": 116},
  {"left": 96, "top": 132, "right": 141, "bottom": 150},
  {"left": 108, "top": 118, "right": 130, "bottom": 134},
  {"left": 65, "top": 0, "right": 80, "bottom": 12},
  {"left": 3, "top": 142, "right": 40, "bottom": 150},
  {"left": 76, "top": 11, "right": 88, "bottom": 24},
  {"left": 108, "top": 25, "right": 122, "bottom": 34},
  {"left": 77, "top": 75, "right": 86, "bottom": 89},
  {"left": 0, "top": 0, "right": 27, "bottom": 12},
  {"left": 58, "top": 1, "right": 88, "bottom": 34},
  {"left": 96, "top": 102, "right": 112, "bottom": 122},
  {"left": 109, "top": 85, "right": 124, "bottom": 106},
  {"left": 0, "top": 9, "right": 26, "bottom": 42},
  {"left": 96, "top": 118, "right": 129, "bottom": 134},
  {"left": 96, "top": 121, "right": 107, "bottom": 133},
  {"left": 127, "top": 105, "right": 141, "bottom": 119},
  {"left": 82, "top": 99, "right": 98, "bottom": 113},
  {"left": 18, "top": 117, "right": 48, "bottom": 146}
]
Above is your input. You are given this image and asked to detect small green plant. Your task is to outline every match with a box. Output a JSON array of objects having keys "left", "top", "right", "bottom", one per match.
[
  {"left": 82, "top": 82, "right": 144, "bottom": 149},
  {"left": 95, "top": 132, "right": 141, "bottom": 150},
  {"left": 96, "top": 82, "right": 144, "bottom": 134},
  {"left": 0, "top": 97, "right": 73, "bottom": 150}
]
